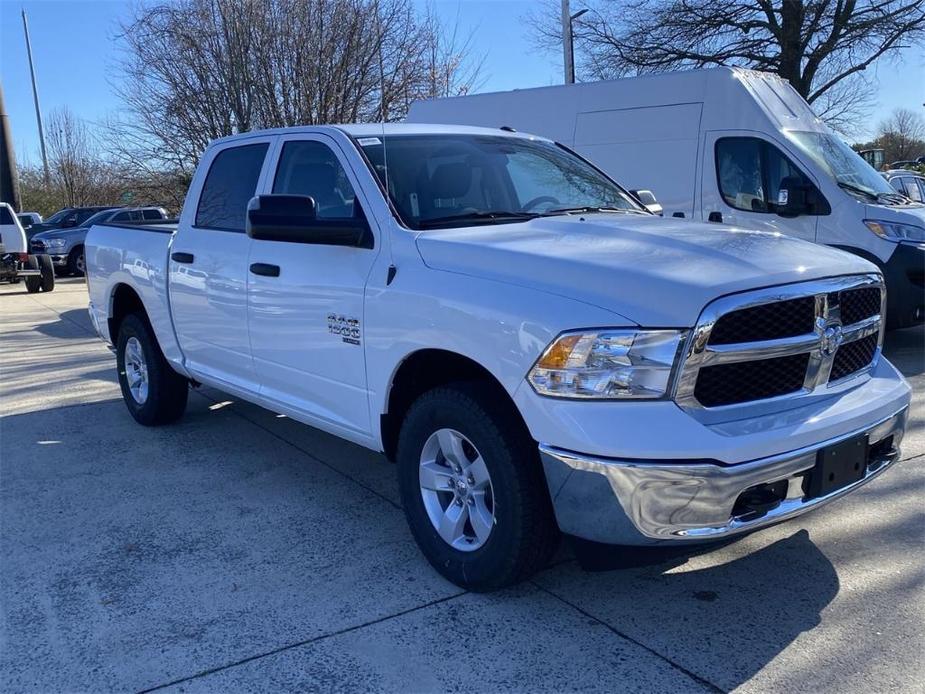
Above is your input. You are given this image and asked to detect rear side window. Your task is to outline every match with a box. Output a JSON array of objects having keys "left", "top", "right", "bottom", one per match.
[
  {"left": 0, "top": 206, "right": 14, "bottom": 225},
  {"left": 716, "top": 137, "right": 813, "bottom": 214},
  {"left": 142, "top": 208, "right": 163, "bottom": 220},
  {"left": 901, "top": 177, "right": 924, "bottom": 202},
  {"left": 196, "top": 143, "right": 269, "bottom": 231}
]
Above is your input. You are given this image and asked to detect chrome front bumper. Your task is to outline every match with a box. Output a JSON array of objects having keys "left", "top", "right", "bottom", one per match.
[{"left": 539, "top": 407, "right": 908, "bottom": 545}]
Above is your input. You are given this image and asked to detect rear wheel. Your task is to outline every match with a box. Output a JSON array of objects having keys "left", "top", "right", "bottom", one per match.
[
  {"left": 67, "top": 246, "right": 85, "bottom": 276},
  {"left": 397, "top": 383, "right": 559, "bottom": 591},
  {"left": 24, "top": 256, "right": 41, "bottom": 293},
  {"left": 38, "top": 255, "right": 55, "bottom": 292},
  {"left": 116, "top": 313, "right": 189, "bottom": 425}
]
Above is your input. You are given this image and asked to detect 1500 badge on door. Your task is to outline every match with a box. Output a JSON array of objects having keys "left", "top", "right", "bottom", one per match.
[{"left": 328, "top": 314, "right": 361, "bottom": 345}]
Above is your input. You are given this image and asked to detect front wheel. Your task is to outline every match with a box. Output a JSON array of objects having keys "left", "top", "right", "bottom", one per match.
[
  {"left": 397, "top": 384, "right": 559, "bottom": 591},
  {"left": 67, "top": 246, "right": 85, "bottom": 276},
  {"left": 116, "top": 313, "right": 189, "bottom": 425}
]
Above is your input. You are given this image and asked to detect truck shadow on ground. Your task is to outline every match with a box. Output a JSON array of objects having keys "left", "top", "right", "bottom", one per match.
[{"left": 540, "top": 529, "right": 839, "bottom": 691}]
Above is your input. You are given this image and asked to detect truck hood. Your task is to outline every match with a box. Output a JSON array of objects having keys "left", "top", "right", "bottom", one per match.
[
  {"left": 414, "top": 214, "right": 876, "bottom": 326},
  {"left": 31, "top": 227, "right": 85, "bottom": 241}
]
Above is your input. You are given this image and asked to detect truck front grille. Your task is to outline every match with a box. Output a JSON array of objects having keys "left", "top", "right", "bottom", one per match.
[{"left": 675, "top": 275, "right": 884, "bottom": 411}]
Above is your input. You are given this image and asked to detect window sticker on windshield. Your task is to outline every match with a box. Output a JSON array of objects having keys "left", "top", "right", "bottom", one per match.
[{"left": 358, "top": 137, "right": 382, "bottom": 146}]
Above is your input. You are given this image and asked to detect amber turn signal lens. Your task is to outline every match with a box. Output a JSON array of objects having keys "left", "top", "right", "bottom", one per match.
[{"left": 536, "top": 334, "right": 582, "bottom": 369}]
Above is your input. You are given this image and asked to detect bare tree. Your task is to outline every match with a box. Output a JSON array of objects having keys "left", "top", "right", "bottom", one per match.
[
  {"left": 531, "top": 0, "right": 925, "bottom": 132},
  {"left": 46, "top": 107, "right": 104, "bottom": 206},
  {"left": 876, "top": 107, "right": 925, "bottom": 162},
  {"left": 111, "top": 0, "right": 483, "bottom": 173}
]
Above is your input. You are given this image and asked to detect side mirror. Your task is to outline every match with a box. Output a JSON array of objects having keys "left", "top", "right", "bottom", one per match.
[
  {"left": 246, "top": 195, "right": 370, "bottom": 247},
  {"left": 775, "top": 177, "right": 809, "bottom": 218},
  {"left": 629, "top": 189, "right": 663, "bottom": 216}
]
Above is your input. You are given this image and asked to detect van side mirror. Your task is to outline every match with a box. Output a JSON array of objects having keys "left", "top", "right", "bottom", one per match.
[
  {"left": 246, "top": 195, "right": 371, "bottom": 248},
  {"left": 629, "top": 189, "right": 663, "bottom": 216}
]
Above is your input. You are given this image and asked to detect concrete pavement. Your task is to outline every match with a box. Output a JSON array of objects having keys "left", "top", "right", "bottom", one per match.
[{"left": 1, "top": 278, "right": 923, "bottom": 693}]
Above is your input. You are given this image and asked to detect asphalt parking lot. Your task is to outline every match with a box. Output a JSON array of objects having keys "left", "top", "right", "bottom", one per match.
[{"left": 1, "top": 278, "right": 923, "bottom": 693}]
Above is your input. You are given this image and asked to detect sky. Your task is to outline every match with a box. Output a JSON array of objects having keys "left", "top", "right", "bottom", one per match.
[{"left": 1, "top": 0, "right": 924, "bottom": 164}]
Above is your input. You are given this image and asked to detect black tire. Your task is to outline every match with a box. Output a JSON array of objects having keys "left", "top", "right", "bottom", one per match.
[
  {"left": 67, "top": 245, "right": 85, "bottom": 276},
  {"left": 24, "top": 256, "right": 41, "bottom": 293},
  {"left": 116, "top": 313, "right": 189, "bottom": 426},
  {"left": 38, "top": 255, "right": 55, "bottom": 292},
  {"left": 397, "top": 383, "right": 559, "bottom": 591}
]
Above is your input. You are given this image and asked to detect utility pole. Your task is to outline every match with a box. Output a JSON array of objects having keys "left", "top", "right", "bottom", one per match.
[
  {"left": 561, "top": 1, "right": 588, "bottom": 84},
  {"left": 22, "top": 8, "right": 50, "bottom": 187},
  {"left": 0, "top": 83, "right": 22, "bottom": 210}
]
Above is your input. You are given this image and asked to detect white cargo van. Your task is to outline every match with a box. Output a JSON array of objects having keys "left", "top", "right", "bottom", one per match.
[{"left": 408, "top": 67, "right": 925, "bottom": 329}]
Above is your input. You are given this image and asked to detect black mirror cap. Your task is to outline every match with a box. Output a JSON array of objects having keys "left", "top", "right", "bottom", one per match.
[{"left": 246, "top": 194, "right": 372, "bottom": 248}]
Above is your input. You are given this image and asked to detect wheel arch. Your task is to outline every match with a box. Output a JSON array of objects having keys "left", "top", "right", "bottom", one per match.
[
  {"left": 108, "top": 282, "right": 148, "bottom": 341},
  {"left": 380, "top": 348, "right": 532, "bottom": 462}
]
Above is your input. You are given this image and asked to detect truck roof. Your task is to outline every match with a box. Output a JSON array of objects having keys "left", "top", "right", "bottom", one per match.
[{"left": 209, "top": 123, "right": 547, "bottom": 148}]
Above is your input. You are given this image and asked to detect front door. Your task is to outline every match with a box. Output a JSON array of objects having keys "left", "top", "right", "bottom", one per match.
[
  {"left": 246, "top": 133, "right": 381, "bottom": 438},
  {"left": 170, "top": 138, "right": 274, "bottom": 392},
  {"left": 702, "top": 132, "right": 819, "bottom": 242}
]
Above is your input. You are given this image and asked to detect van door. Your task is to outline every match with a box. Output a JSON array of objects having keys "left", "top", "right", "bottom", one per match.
[
  {"left": 246, "top": 133, "right": 381, "bottom": 438},
  {"left": 169, "top": 138, "right": 274, "bottom": 392},
  {"left": 702, "top": 133, "right": 820, "bottom": 242}
]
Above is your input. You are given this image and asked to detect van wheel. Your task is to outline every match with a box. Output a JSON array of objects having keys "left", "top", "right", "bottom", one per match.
[
  {"left": 67, "top": 246, "right": 85, "bottom": 276},
  {"left": 38, "top": 255, "right": 55, "bottom": 292},
  {"left": 24, "top": 256, "right": 41, "bottom": 293},
  {"left": 116, "top": 313, "right": 189, "bottom": 425},
  {"left": 396, "top": 383, "right": 559, "bottom": 591}
]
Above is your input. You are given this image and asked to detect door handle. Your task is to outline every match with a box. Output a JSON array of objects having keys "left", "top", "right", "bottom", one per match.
[
  {"left": 708, "top": 211, "right": 723, "bottom": 223},
  {"left": 250, "top": 263, "right": 280, "bottom": 277},
  {"left": 171, "top": 252, "right": 194, "bottom": 264}
]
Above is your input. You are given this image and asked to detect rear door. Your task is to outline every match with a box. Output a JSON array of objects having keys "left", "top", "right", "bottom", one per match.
[
  {"left": 702, "top": 132, "right": 819, "bottom": 242},
  {"left": 246, "top": 133, "right": 381, "bottom": 438},
  {"left": 169, "top": 137, "right": 275, "bottom": 392}
]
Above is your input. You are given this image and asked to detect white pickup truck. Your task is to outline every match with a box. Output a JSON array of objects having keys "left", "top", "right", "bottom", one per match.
[{"left": 86, "top": 124, "right": 911, "bottom": 590}]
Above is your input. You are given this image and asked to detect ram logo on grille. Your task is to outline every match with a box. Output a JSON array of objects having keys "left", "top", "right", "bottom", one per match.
[{"left": 675, "top": 275, "right": 884, "bottom": 411}]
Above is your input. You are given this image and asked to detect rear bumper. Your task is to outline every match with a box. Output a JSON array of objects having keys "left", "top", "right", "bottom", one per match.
[{"left": 540, "top": 406, "right": 907, "bottom": 545}]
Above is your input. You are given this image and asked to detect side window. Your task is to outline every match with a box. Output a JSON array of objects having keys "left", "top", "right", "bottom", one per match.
[
  {"left": 716, "top": 138, "right": 812, "bottom": 214},
  {"left": 142, "top": 209, "right": 162, "bottom": 220},
  {"left": 111, "top": 211, "right": 132, "bottom": 222},
  {"left": 272, "top": 140, "right": 358, "bottom": 219},
  {"left": 902, "top": 177, "right": 923, "bottom": 202},
  {"left": 0, "top": 206, "right": 14, "bottom": 225},
  {"left": 889, "top": 177, "right": 905, "bottom": 194},
  {"left": 196, "top": 143, "right": 269, "bottom": 231}
]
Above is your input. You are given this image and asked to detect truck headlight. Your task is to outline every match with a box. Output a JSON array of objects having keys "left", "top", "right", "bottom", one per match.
[
  {"left": 864, "top": 219, "right": 925, "bottom": 242},
  {"left": 527, "top": 329, "right": 686, "bottom": 399},
  {"left": 42, "top": 238, "right": 67, "bottom": 250}
]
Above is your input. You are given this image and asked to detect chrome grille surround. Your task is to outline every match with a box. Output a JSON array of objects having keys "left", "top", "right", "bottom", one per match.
[{"left": 674, "top": 274, "right": 885, "bottom": 418}]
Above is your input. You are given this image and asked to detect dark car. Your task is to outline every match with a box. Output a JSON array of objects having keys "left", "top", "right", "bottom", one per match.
[{"left": 25, "top": 206, "right": 120, "bottom": 239}]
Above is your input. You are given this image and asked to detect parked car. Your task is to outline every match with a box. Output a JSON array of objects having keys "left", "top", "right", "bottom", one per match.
[
  {"left": 85, "top": 124, "right": 910, "bottom": 591},
  {"left": 30, "top": 206, "right": 167, "bottom": 276},
  {"left": 25, "top": 205, "right": 120, "bottom": 239},
  {"left": 0, "top": 203, "right": 55, "bottom": 292},
  {"left": 883, "top": 169, "right": 925, "bottom": 203},
  {"left": 17, "top": 212, "right": 43, "bottom": 231},
  {"left": 409, "top": 67, "right": 925, "bottom": 329}
]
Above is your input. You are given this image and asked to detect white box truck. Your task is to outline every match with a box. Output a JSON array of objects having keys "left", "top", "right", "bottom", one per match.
[{"left": 408, "top": 67, "right": 925, "bottom": 329}]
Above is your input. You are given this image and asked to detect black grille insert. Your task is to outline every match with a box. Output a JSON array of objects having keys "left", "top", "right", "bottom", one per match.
[
  {"left": 831, "top": 334, "right": 878, "bottom": 381},
  {"left": 709, "top": 296, "right": 815, "bottom": 345},
  {"left": 839, "top": 287, "right": 880, "bottom": 326},
  {"left": 695, "top": 353, "right": 810, "bottom": 407}
]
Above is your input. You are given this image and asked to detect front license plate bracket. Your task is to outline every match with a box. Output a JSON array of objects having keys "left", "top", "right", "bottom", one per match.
[{"left": 805, "top": 434, "right": 869, "bottom": 499}]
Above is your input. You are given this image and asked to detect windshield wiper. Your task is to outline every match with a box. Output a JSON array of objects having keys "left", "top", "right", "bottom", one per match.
[
  {"left": 417, "top": 210, "right": 539, "bottom": 228},
  {"left": 837, "top": 181, "right": 878, "bottom": 201},
  {"left": 540, "top": 206, "right": 644, "bottom": 217}
]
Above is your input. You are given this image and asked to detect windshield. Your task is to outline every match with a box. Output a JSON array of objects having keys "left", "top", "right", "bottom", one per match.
[
  {"left": 359, "top": 134, "right": 644, "bottom": 229},
  {"left": 80, "top": 209, "right": 118, "bottom": 228},
  {"left": 44, "top": 208, "right": 73, "bottom": 225},
  {"left": 787, "top": 131, "right": 898, "bottom": 200}
]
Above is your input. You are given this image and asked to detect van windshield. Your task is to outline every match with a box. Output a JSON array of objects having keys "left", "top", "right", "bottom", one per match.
[
  {"left": 787, "top": 131, "right": 899, "bottom": 201},
  {"left": 358, "top": 134, "right": 645, "bottom": 229}
]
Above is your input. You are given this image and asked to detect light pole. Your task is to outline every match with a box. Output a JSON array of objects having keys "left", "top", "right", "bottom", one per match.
[
  {"left": 561, "top": 1, "right": 588, "bottom": 84},
  {"left": 21, "top": 8, "right": 50, "bottom": 187}
]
